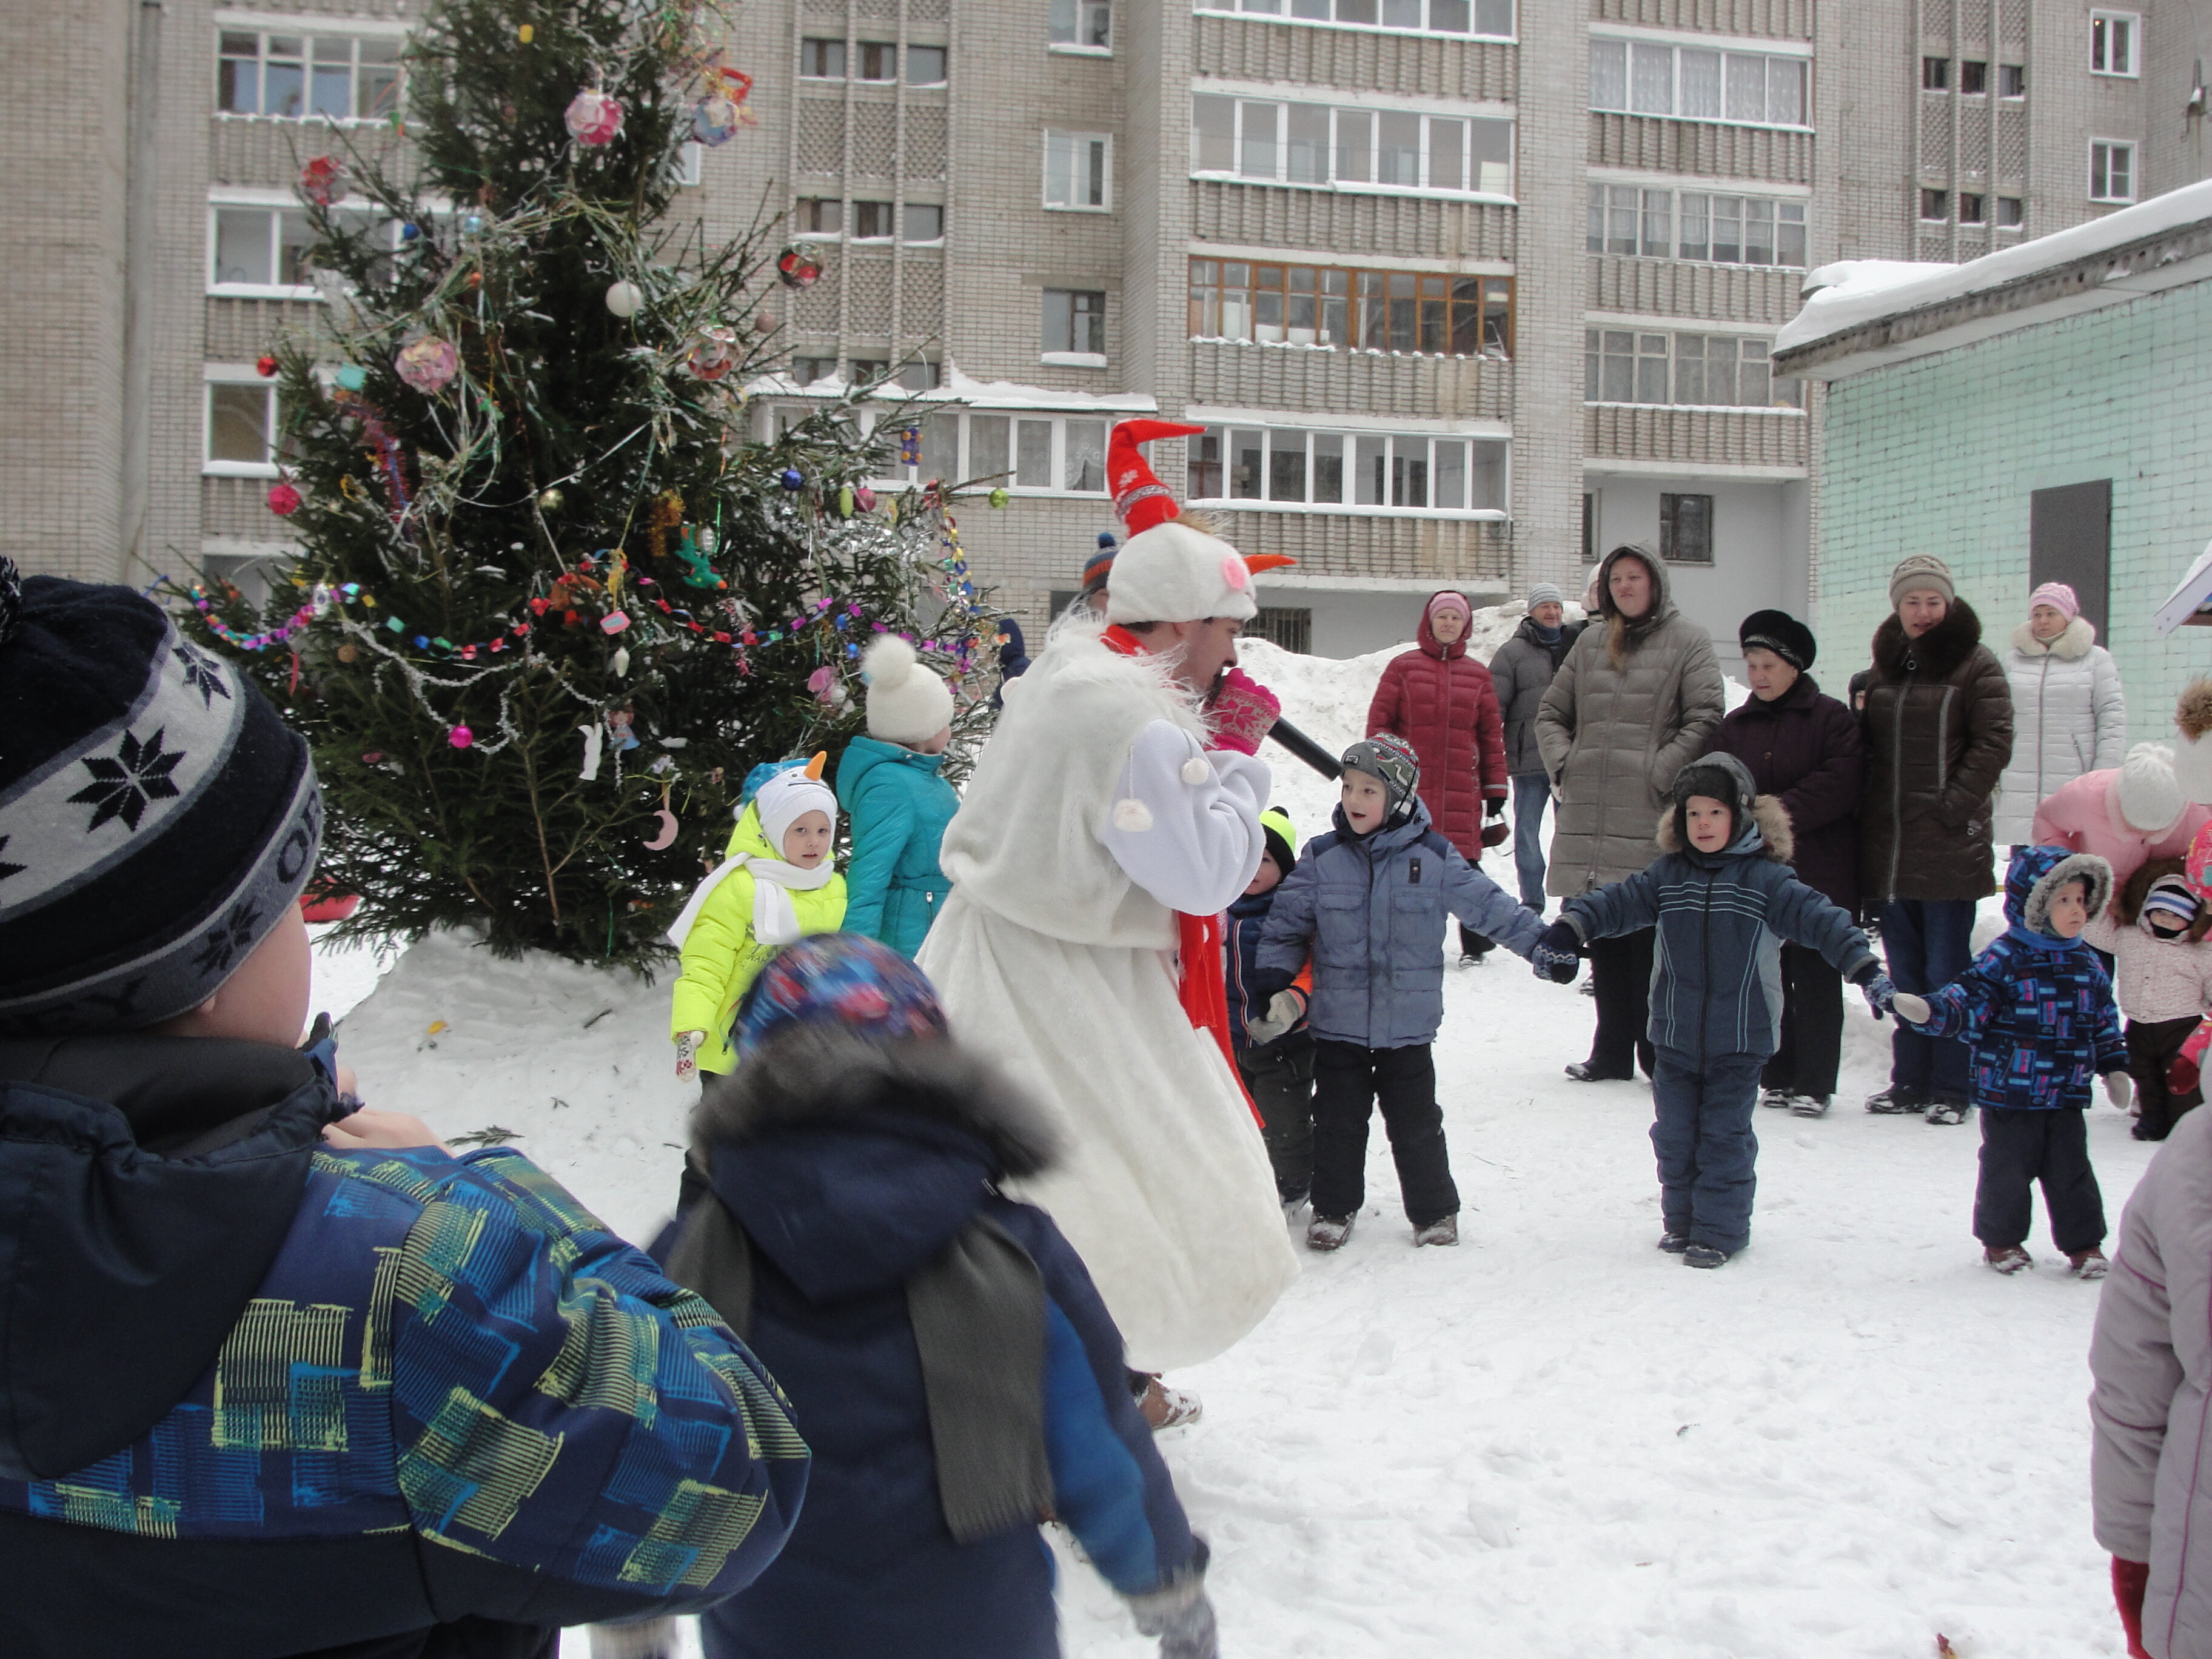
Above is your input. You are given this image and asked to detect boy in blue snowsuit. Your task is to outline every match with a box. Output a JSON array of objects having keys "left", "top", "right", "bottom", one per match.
[
  {"left": 668, "top": 934, "right": 1218, "bottom": 1659},
  {"left": 1255, "top": 735, "right": 1545, "bottom": 1252},
  {"left": 1530, "top": 753, "right": 1895, "bottom": 1267},
  {"left": 1889, "top": 845, "right": 2130, "bottom": 1278}
]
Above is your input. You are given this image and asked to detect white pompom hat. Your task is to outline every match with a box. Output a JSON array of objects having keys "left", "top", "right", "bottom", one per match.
[
  {"left": 2117, "top": 742, "right": 2186, "bottom": 834},
  {"left": 1101, "top": 420, "right": 1289, "bottom": 625},
  {"left": 860, "top": 634, "right": 954, "bottom": 745}
]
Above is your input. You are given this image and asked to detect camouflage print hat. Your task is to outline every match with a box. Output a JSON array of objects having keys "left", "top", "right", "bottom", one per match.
[{"left": 1339, "top": 733, "right": 1421, "bottom": 825}]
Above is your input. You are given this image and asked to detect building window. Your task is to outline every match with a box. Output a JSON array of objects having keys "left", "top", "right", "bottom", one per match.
[
  {"left": 857, "top": 42, "right": 896, "bottom": 80},
  {"left": 2091, "top": 11, "right": 2139, "bottom": 76},
  {"left": 2000, "top": 63, "right": 2026, "bottom": 97},
  {"left": 851, "top": 200, "right": 896, "bottom": 240},
  {"left": 1660, "top": 493, "right": 1715, "bottom": 564},
  {"left": 1050, "top": 0, "right": 1112, "bottom": 50},
  {"left": 2090, "top": 140, "right": 2136, "bottom": 201},
  {"left": 1043, "top": 289, "right": 1107, "bottom": 357},
  {"left": 1960, "top": 59, "right": 1987, "bottom": 95},
  {"left": 1584, "top": 329, "right": 1803, "bottom": 410},
  {"left": 1589, "top": 37, "right": 1808, "bottom": 128},
  {"left": 1191, "top": 93, "right": 1513, "bottom": 196},
  {"left": 1194, "top": 0, "right": 1515, "bottom": 41},
  {"left": 1998, "top": 195, "right": 2025, "bottom": 228},
  {"left": 1920, "top": 187, "right": 1949, "bottom": 221},
  {"left": 1959, "top": 192, "right": 1986, "bottom": 224},
  {"left": 850, "top": 359, "right": 893, "bottom": 386},
  {"left": 1045, "top": 132, "right": 1113, "bottom": 209},
  {"left": 1922, "top": 56, "right": 1949, "bottom": 91},
  {"left": 1186, "top": 424, "right": 1507, "bottom": 515},
  {"left": 209, "top": 203, "right": 320, "bottom": 295},
  {"left": 907, "top": 45, "right": 948, "bottom": 84},
  {"left": 797, "top": 198, "right": 843, "bottom": 235},
  {"left": 1189, "top": 259, "right": 1511, "bottom": 355},
  {"left": 791, "top": 357, "right": 839, "bottom": 385},
  {"left": 204, "top": 374, "right": 290, "bottom": 475},
  {"left": 1586, "top": 184, "right": 1807, "bottom": 267},
  {"left": 800, "top": 38, "right": 846, "bottom": 78},
  {"left": 900, "top": 359, "right": 942, "bottom": 390},
  {"left": 218, "top": 28, "right": 402, "bottom": 120},
  {"left": 836, "top": 409, "right": 1114, "bottom": 493},
  {"left": 1252, "top": 607, "right": 1313, "bottom": 654},
  {"left": 903, "top": 203, "right": 945, "bottom": 242}
]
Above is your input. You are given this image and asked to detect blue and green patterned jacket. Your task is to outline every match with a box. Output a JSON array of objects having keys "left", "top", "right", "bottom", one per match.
[{"left": 0, "top": 1034, "right": 808, "bottom": 1658}]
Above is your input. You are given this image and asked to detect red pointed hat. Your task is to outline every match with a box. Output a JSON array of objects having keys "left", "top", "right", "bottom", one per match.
[{"left": 1108, "top": 420, "right": 1204, "bottom": 536}]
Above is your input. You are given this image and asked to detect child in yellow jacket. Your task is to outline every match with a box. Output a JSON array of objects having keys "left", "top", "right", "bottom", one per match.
[{"left": 669, "top": 757, "right": 848, "bottom": 1080}]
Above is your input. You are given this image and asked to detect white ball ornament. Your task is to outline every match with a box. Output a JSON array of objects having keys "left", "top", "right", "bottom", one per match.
[{"left": 605, "top": 280, "right": 643, "bottom": 318}]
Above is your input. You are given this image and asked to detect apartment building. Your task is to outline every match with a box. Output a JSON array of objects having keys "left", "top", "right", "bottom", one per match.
[{"left": 4, "top": 0, "right": 2200, "bottom": 663}]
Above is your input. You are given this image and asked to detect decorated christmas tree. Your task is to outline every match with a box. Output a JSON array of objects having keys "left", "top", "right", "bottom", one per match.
[{"left": 177, "top": 0, "right": 990, "bottom": 968}]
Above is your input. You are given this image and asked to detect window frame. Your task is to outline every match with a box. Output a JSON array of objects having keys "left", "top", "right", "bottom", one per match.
[
  {"left": 1188, "top": 257, "right": 1513, "bottom": 357},
  {"left": 1188, "top": 88, "right": 1517, "bottom": 202},
  {"left": 1959, "top": 59, "right": 1988, "bottom": 95},
  {"left": 213, "top": 16, "right": 407, "bottom": 123},
  {"left": 1659, "top": 492, "right": 1715, "bottom": 565},
  {"left": 1048, "top": 0, "right": 1114, "bottom": 54},
  {"left": 901, "top": 202, "right": 947, "bottom": 244},
  {"left": 1922, "top": 55, "right": 1949, "bottom": 91},
  {"left": 1919, "top": 186, "right": 1949, "bottom": 222},
  {"left": 1999, "top": 62, "right": 2026, "bottom": 98},
  {"left": 1958, "top": 190, "right": 1986, "bottom": 224},
  {"left": 1582, "top": 327, "right": 1805, "bottom": 412},
  {"left": 850, "top": 199, "right": 897, "bottom": 241},
  {"left": 1997, "top": 195, "right": 2025, "bottom": 229},
  {"left": 203, "top": 367, "right": 284, "bottom": 477},
  {"left": 2089, "top": 138, "right": 2137, "bottom": 203},
  {"left": 1588, "top": 33, "right": 1812, "bottom": 132},
  {"left": 754, "top": 404, "right": 1120, "bottom": 497},
  {"left": 207, "top": 198, "right": 324, "bottom": 298},
  {"left": 2090, "top": 10, "right": 2140, "bottom": 78},
  {"left": 1584, "top": 181, "right": 1809, "bottom": 269},
  {"left": 905, "top": 44, "right": 950, "bottom": 85},
  {"left": 1044, "top": 130, "right": 1115, "bottom": 212},
  {"left": 1183, "top": 420, "right": 1510, "bottom": 519},
  {"left": 1042, "top": 287, "right": 1109, "bottom": 361},
  {"left": 1190, "top": 0, "right": 1517, "bottom": 44},
  {"left": 799, "top": 37, "right": 848, "bottom": 79}
]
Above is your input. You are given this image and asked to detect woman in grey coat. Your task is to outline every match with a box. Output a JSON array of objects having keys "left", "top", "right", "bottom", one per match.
[
  {"left": 1994, "top": 580, "right": 2127, "bottom": 847},
  {"left": 1535, "top": 544, "right": 1727, "bottom": 1081}
]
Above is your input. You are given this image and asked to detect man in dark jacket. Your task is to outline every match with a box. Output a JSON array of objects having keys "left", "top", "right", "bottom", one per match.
[
  {"left": 1703, "top": 609, "right": 1865, "bottom": 1116},
  {"left": 1487, "top": 583, "right": 1585, "bottom": 911},
  {"left": 0, "top": 568, "right": 806, "bottom": 1659},
  {"left": 1857, "top": 554, "right": 2015, "bottom": 1118}
]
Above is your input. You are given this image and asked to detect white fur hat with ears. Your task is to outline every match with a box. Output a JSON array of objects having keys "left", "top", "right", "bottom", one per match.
[
  {"left": 2118, "top": 742, "right": 2187, "bottom": 833},
  {"left": 860, "top": 634, "right": 954, "bottom": 745}
]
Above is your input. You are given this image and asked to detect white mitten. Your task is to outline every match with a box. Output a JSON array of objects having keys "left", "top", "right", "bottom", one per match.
[
  {"left": 2105, "top": 1071, "right": 2134, "bottom": 1110},
  {"left": 1244, "top": 990, "right": 1304, "bottom": 1047},
  {"left": 1890, "top": 992, "right": 1932, "bottom": 1026}
]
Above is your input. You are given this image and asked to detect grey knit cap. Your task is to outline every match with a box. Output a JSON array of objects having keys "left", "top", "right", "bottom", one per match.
[
  {"left": 1888, "top": 554, "right": 1956, "bottom": 607},
  {"left": 1527, "top": 582, "right": 1564, "bottom": 609}
]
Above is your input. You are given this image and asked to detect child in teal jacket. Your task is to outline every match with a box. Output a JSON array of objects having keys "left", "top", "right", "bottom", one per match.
[{"left": 837, "top": 634, "right": 960, "bottom": 956}]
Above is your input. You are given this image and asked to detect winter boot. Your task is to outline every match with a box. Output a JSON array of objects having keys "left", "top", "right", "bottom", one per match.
[
  {"left": 1864, "top": 1085, "right": 1929, "bottom": 1114},
  {"left": 1306, "top": 1212, "right": 1356, "bottom": 1252},
  {"left": 1790, "top": 1094, "right": 1832, "bottom": 1118},
  {"left": 1759, "top": 1088, "right": 1794, "bottom": 1110},
  {"left": 1682, "top": 1244, "right": 1731, "bottom": 1269},
  {"left": 1281, "top": 1195, "right": 1309, "bottom": 1223},
  {"left": 1924, "top": 1098, "right": 1971, "bottom": 1127},
  {"left": 2069, "top": 1248, "right": 2110, "bottom": 1281},
  {"left": 1984, "top": 1245, "right": 2033, "bottom": 1275},
  {"left": 1413, "top": 1214, "right": 1459, "bottom": 1247},
  {"left": 1138, "top": 1376, "right": 1204, "bottom": 1430},
  {"left": 1565, "top": 1061, "right": 1635, "bottom": 1082},
  {"left": 1657, "top": 1231, "right": 1691, "bottom": 1253}
]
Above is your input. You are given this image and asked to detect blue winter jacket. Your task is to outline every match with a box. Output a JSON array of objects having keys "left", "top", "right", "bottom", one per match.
[
  {"left": 1256, "top": 799, "right": 1544, "bottom": 1048},
  {"left": 836, "top": 735, "right": 960, "bottom": 957},
  {"left": 1562, "top": 794, "right": 1880, "bottom": 1061},
  {"left": 0, "top": 1031, "right": 807, "bottom": 1659},
  {"left": 686, "top": 1028, "right": 1203, "bottom": 1659},
  {"left": 1227, "top": 887, "right": 1307, "bottom": 1051},
  {"left": 1904, "top": 844, "right": 2127, "bottom": 1110}
]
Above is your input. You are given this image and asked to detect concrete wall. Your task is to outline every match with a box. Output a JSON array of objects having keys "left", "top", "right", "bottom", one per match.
[
  {"left": 1584, "top": 472, "right": 1798, "bottom": 672},
  {"left": 1815, "top": 273, "right": 2212, "bottom": 746}
]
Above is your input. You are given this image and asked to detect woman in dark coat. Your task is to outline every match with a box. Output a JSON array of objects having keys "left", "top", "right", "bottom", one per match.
[
  {"left": 1367, "top": 590, "right": 1509, "bottom": 961},
  {"left": 1704, "top": 609, "right": 1865, "bottom": 1116}
]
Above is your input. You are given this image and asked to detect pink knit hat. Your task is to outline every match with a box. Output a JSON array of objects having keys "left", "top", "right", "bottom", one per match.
[
  {"left": 1427, "top": 591, "right": 1473, "bottom": 626},
  {"left": 2029, "top": 581, "right": 2080, "bottom": 619}
]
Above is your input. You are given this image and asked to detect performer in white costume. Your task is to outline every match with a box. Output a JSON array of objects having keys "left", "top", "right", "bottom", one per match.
[{"left": 919, "top": 421, "right": 1299, "bottom": 1421}]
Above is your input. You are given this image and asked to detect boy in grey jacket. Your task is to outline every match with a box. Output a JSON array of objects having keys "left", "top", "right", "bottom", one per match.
[{"left": 1255, "top": 735, "right": 1544, "bottom": 1252}]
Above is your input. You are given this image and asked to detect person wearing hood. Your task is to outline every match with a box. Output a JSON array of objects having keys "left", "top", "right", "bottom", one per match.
[
  {"left": 1535, "top": 543, "right": 1728, "bottom": 1082},
  {"left": 1253, "top": 736, "right": 1547, "bottom": 1252},
  {"left": 1857, "top": 554, "right": 2015, "bottom": 1119},
  {"left": 1888, "top": 846, "right": 2129, "bottom": 1273},
  {"left": 1531, "top": 755, "right": 1891, "bottom": 1267},
  {"left": 1702, "top": 610, "right": 1865, "bottom": 1117},
  {"left": 1488, "top": 582, "right": 1586, "bottom": 912},
  {"left": 670, "top": 935, "right": 1218, "bottom": 1659},
  {"left": 1366, "top": 590, "right": 1511, "bottom": 962},
  {"left": 0, "top": 566, "right": 806, "bottom": 1658},
  {"left": 1995, "top": 581, "right": 2127, "bottom": 848},
  {"left": 990, "top": 617, "right": 1032, "bottom": 709},
  {"left": 2081, "top": 859, "right": 2212, "bottom": 1142},
  {"left": 838, "top": 635, "right": 960, "bottom": 957}
]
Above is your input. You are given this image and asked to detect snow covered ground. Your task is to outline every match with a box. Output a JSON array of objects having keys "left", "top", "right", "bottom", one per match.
[{"left": 323, "top": 626, "right": 2151, "bottom": 1659}]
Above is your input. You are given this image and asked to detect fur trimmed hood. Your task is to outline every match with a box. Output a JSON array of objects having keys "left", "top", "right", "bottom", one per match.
[
  {"left": 2179, "top": 677, "right": 2212, "bottom": 743},
  {"left": 2005, "top": 845, "right": 2114, "bottom": 938},
  {"left": 697, "top": 1025, "right": 1061, "bottom": 1181},
  {"left": 1872, "top": 597, "right": 1984, "bottom": 682},
  {"left": 2010, "top": 615, "right": 2097, "bottom": 660},
  {"left": 1655, "top": 793, "right": 1795, "bottom": 863}
]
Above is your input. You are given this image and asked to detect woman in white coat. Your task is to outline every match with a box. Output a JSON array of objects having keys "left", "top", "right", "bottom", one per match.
[{"left": 1996, "top": 581, "right": 2127, "bottom": 847}]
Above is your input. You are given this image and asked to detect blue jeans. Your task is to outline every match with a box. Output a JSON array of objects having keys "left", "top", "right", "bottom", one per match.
[
  {"left": 1650, "top": 1047, "right": 1766, "bottom": 1252},
  {"left": 1511, "top": 773, "right": 1551, "bottom": 909},
  {"left": 1880, "top": 898, "right": 1976, "bottom": 1101}
]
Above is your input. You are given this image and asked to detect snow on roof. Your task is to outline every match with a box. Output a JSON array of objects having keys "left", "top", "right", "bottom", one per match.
[
  {"left": 1775, "top": 179, "right": 2212, "bottom": 361},
  {"left": 741, "top": 361, "right": 1159, "bottom": 415}
]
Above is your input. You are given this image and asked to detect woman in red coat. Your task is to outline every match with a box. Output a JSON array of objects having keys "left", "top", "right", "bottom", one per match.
[{"left": 1367, "top": 590, "right": 1510, "bottom": 962}]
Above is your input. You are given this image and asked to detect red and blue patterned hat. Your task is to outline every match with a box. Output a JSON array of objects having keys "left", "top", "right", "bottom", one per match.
[{"left": 733, "top": 933, "right": 948, "bottom": 1057}]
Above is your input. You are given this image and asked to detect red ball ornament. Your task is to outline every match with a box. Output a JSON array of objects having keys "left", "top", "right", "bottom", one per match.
[
  {"left": 564, "top": 89, "right": 625, "bottom": 147},
  {"left": 449, "top": 725, "right": 474, "bottom": 749},
  {"left": 298, "top": 155, "right": 342, "bottom": 206},
  {"left": 776, "top": 245, "right": 823, "bottom": 289},
  {"left": 255, "top": 355, "right": 279, "bottom": 378},
  {"left": 266, "top": 483, "right": 303, "bottom": 517}
]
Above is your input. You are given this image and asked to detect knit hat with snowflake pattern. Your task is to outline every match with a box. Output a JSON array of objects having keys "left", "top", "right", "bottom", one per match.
[{"left": 0, "top": 561, "right": 321, "bottom": 1036}]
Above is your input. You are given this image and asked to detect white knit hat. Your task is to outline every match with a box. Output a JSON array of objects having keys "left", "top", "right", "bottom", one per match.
[
  {"left": 2117, "top": 742, "right": 2186, "bottom": 834},
  {"left": 1105, "top": 521, "right": 1261, "bottom": 625},
  {"left": 754, "top": 763, "right": 837, "bottom": 851},
  {"left": 860, "top": 634, "right": 954, "bottom": 745}
]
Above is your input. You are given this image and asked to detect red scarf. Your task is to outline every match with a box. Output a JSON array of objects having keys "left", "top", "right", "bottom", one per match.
[{"left": 1101, "top": 626, "right": 1260, "bottom": 1122}]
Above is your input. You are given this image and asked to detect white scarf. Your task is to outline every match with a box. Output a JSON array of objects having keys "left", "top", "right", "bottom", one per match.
[{"left": 666, "top": 851, "right": 834, "bottom": 949}]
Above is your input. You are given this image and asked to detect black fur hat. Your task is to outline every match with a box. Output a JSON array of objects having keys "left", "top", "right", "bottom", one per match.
[{"left": 1738, "top": 609, "right": 1817, "bottom": 671}]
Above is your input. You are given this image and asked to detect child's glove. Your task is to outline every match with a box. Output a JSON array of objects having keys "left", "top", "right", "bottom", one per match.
[
  {"left": 2171, "top": 1051, "right": 2202, "bottom": 1097},
  {"left": 1128, "top": 1581, "right": 1218, "bottom": 1659},
  {"left": 1245, "top": 988, "right": 1305, "bottom": 1047},
  {"left": 674, "top": 1031, "right": 704, "bottom": 1082},
  {"left": 2106, "top": 1071, "right": 2135, "bottom": 1111},
  {"left": 1480, "top": 820, "right": 1511, "bottom": 848},
  {"left": 2113, "top": 1556, "right": 2152, "bottom": 1659},
  {"left": 1204, "top": 668, "right": 1279, "bottom": 757},
  {"left": 1531, "top": 919, "right": 1582, "bottom": 984}
]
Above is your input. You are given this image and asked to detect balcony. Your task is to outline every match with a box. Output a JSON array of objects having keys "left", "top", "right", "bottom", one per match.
[
  {"left": 1584, "top": 403, "right": 1809, "bottom": 471},
  {"left": 1190, "top": 179, "right": 1515, "bottom": 261},
  {"left": 1586, "top": 112, "right": 1811, "bottom": 186},
  {"left": 1187, "top": 337, "right": 1510, "bottom": 422}
]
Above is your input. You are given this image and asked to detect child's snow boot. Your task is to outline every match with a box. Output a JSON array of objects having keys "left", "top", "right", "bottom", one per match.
[
  {"left": 1924, "top": 1098, "right": 1971, "bottom": 1127},
  {"left": 1789, "top": 1093, "right": 1831, "bottom": 1118},
  {"left": 1682, "top": 1244, "right": 1731, "bottom": 1269},
  {"left": 2069, "top": 1248, "right": 2110, "bottom": 1281},
  {"left": 1306, "top": 1212, "right": 1356, "bottom": 1252},
  {"left": 1657, "top": 1231, "right": 1691, "bottom": 1253},
  {"left": 1413, "top": 1214, "right": 1458, "bottom": 1247},
  {"left": 1138, "top": 1376, "right": 1204, "bottom": 1430},
  {"left": 1985, "top": 1245, "right": 2033, "bottom": 1274},
  {"left": 1864, "top": 1084, "right": 1929, "bottom": 1114}
]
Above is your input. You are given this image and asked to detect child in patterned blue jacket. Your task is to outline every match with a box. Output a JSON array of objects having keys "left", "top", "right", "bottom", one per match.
[{"left": 1891, "top": 843, "right": 2131, "bottom": 1277}]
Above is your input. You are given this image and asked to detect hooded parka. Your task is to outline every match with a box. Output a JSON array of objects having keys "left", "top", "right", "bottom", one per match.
[
  {"left": 1996, "top": 615, "right": 2127, "bottom": 844},
  {"left": 1534, "top": 546, "right": 1727, "bottom": 896},
  {"left": 1365, "top": 594, "right": 1508, "bottom": 860},
  {"left": 1858, "top": 599, "right": 2015, "bottom": 903}
]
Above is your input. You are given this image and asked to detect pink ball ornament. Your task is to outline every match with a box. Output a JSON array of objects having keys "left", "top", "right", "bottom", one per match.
[
  {"left": 563, "top": 89, "right": 625, "bottom": 146},
  {"left": 449, "top": 725, "right": 474, "bottom": 749},
  {"left": 395, "top": 335, "right": 459, "bottom": 394},
  {"left": 686, "top": 326, "right": 742, "bottom": 382},
  {"left": 267, "top": 483, "right": 303, "bottom": 517},
  {"left": 854, "top": 486, "right": 877, "bottom": 513}
]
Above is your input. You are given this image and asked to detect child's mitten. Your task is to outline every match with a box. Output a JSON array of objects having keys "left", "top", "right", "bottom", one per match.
[
  {"left": 1245, "top": 989, "right": 1305, "bottom": 1046},
  {"left": 2106, "top": 1071, "right": 2135, "bottom": 1110},
  {"left": 1204, "top": 668, "right": 1279, "bottom": 756},
  {"left": 2113, "top": 1557, "right": 2152, "bottom": 1659},
  {"left": 1129, "top": 1583, "right": 1218, "bottom": 1659},
  {"left": 674, "top": 1030, "right": 703, "bottom": 1081},
  {"left": 1889, "top": 991, "right": 1932, "bottom": 1025},
  {"left": 1531, "top": 920, "right": 1582, "bottom": 984},
  {"left": 2171, "top": 1051, "right": 2202, "bottom": 1097},
  {"left": 1480, "top": 820, "right": 1511, "bottom": 848}
]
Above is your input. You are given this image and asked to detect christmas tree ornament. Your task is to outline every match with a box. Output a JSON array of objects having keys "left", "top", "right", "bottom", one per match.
[
  {"left": 645, "top": 800, "right": 680, "bottom": 849},
  {"left": 604, "top": 280, "right": 643, "bottom": 318},
  {"left": 517, "top": 22, "right": 534, "bottom": 42},
  {"left": 692, "top": 92, "right": 741, "bottom": 146},
  {"left": 267, "top": 483, "right": 303, "bottom": 516},
  {"left": 564, "top": 88, "right": 625, "bottom": 146},
  {"left": 776, "top": 245, "right": 823, "bottom": 289},
  {"left": 297, "top": 155, "right": 342, "bottom": 206},
  {"left": 537, "top": 487, "right": 565, "bottom": 512},
  {"left": 839, "top": 484, "right": 856, "bottom": 517},
  {"left": 576, "top": 721, "right": 603, "bottom": 781},
  {"left": 335, "top": 364, "right": 367, "bottom": 391},
  {"left": 400, "top": 221, "right": 422, "bottom": 243},
  {"left": 395, "top": 335, "right": 460, "bottom": 393},
  {"left": 612, "top": 645, "right": 631, "bottom": 675},
  {"left": 751, "top": 309, "right": 776, "bottom": 333},
  {"left": 855, "top": 485, "right": 877, "bottom": 512},
  {"left": 780, "top": 468, "right": 805, "bottom": 491},
  {"left": 989, "top": 487, "right": 1009, "bottom": 508},
  {"left": 256, "top": 354, "right": 279, "bottom": 378},
  {"left": 337, "top": 643, "right": 358, "bottom": 663},
  {"left": 461, "top": 212, "right": 484, "bottom": 234},
  {"left": 686, "top": 325, "right": 741, "bottom": 381},
  {"left": 606, "top": 709, "right": 639, "bottom": 751},
  {"left": 449, "top": 725, "right": 474, "bottom": 749}
]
